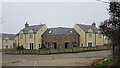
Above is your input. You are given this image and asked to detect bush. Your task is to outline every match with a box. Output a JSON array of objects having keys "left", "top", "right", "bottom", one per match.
[{"left": 17, "top": 45, "right": 24, "bottom": 50}]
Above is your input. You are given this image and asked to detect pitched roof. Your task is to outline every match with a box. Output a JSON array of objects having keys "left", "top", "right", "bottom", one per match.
[
  {"left": 76, "top": 24, "right": 98, "bottom": 33},
  {"left": 21, "top": 24, "right": 45, "bottom": 34},
  {"left": 43, "top": 27, "right": 79, "bottom": 36},
  {"left": 0, "top": 33, "right": 15, "bottom": 40}
]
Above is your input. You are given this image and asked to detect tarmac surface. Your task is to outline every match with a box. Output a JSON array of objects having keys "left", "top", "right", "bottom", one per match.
[{"left": 2, "top": 50, "right": 112, "bottom": 66}]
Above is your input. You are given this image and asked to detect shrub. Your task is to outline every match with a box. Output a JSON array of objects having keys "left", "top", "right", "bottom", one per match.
[{"left": 17, "top": 45, "right": 24, "bottom": 50}]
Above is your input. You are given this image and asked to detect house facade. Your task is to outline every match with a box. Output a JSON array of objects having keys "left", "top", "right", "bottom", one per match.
[
  {"left": 0, "top": 33, "right": 15, "bottom": 49},
  {"left": 15, "top": 22, "right": 47, "bottom": 49},
  {"left": 74, "top": 22, "right": 104, "bottom": 47},
  {"left": 42, "top": 27, "right": 79, "bottom": 49},
  {"left": 15, "top": 22, "right": 104, "bottom": 50}
]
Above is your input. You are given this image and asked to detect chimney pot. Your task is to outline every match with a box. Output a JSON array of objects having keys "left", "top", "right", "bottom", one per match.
[
  {"left": 25, "top": 22, "right": 29, "bottom": 28},
  {"left": 92, "top": 22, "right": 96, "bottom": 28}
]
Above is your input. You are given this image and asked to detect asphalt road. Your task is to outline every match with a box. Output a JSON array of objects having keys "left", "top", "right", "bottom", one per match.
[{"left": 2, "top": 50, "right": 112, "bottom": 66}]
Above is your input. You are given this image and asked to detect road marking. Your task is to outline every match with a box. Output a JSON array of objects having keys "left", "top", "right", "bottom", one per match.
[{"left": 34, "top": 61, "right": 36, "bottom": 68}]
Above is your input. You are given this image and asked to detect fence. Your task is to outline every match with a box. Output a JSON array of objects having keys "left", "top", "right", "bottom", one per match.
[{"left": 4, "top": 46, "right": 112, "bottom": 55}]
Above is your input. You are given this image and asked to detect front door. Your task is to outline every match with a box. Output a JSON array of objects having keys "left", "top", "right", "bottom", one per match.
[
  {"left": 65, "top": 42, "right": 69, "bottom": 49},
  {"left": 30, "top": 43, "right": 34, "bottom": 49},
  {"left": 88, "top": 42, "right": 92, "bottom": 47},
  {"left": 53, "top": 42, "right": 57, "bottom": 49}
]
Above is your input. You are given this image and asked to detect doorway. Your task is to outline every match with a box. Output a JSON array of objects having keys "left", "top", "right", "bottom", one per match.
[
  {"left": 30, "top": 43, "right": 34, "bottom": 49},
  {"left": 88, "top": 42, "right": 92, "bottom": 47},
  {"left": 53, "top": 42, "right": 57, "bottom": 49},
  {"left": 65, "top": 42, "right": 69, "bottom": 49}
]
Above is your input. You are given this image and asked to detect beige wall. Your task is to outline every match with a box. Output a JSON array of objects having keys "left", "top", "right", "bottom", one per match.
[
  {"left": 15, "top": 25, "right": 47, "bottom": 49},
  {"left": 74, "top": 24, "right": 104, "bottom": 47},
  {"left": 35, "top": 25, "right": 47, "bottom": 49},
  {"left": 2, "top": 39, "right": 14, "bottom": 49},
  {"left": 0, "top": 38, "right": 2, "bottom": 49},
  {"left": 96, "top": 34, "right": 104, "bottom": 46},
  {"left": 74, "top": 24, "right": 86, "bottom": 47}
]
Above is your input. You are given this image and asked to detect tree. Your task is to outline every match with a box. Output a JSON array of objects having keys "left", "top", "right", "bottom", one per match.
[{"left": 99, "top": 0, "right": 120, "bottom": 66}]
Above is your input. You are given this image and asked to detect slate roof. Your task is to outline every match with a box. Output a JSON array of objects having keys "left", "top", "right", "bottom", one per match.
[
  {"left": 0, "top": 33, "right": 15, "bottom": 40},
  {"left": 21, "top": 24, "right": 45, "bottom": 34},
  {"left": 76, "top": 24, "right": 98, "bottom": 33},
  {"left": 43, "top": 27, "right": 79, "bottom": 36}
]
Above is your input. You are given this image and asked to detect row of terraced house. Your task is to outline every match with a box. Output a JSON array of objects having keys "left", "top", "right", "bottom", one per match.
[{"left": 0, "top": 22, "right": 104, "bottom": 50}]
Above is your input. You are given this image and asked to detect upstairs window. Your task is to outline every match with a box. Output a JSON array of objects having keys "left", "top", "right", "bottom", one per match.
[
  {"left": 5, "top": 38, "right": 8, "bottom": 43},
  {"left": 29, "top": 33, "right": 33, "bottom": 38},
  {"left": 19, "top": 34, "right": 23, "bottom": 39},
  {"left": 98, "top": 34, "right": 101, "bottom": 38},
  {"left": 89, "top": 32, "right": 92, "bottom": 38}
]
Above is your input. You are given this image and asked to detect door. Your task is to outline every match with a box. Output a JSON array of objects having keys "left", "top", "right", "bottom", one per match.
[
  {"left": 65, "top": 42, "right": 69, "bottom": 49},
  {"left": 88, "top": 42, "right": 92, "bottom": 47},
  {"left": 53, "top": 42, "right": 57, "bottom": 49},
  {"left": 30, "top": 43, "right": 34, "bottom": 49}
]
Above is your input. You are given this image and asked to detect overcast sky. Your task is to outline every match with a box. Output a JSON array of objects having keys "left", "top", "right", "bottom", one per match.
[{"left": 0, "top": 0, "right": 109, "bottom": 34}]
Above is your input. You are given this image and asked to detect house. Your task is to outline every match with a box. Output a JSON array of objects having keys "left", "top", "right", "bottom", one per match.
[
  {"left": 15, "top": 22, "right": 104, "bottom": 50},
  {"left": 15, "top": 22, "right": 47, "bottom": 49},
  {"left": 74, "top": 22, "right": 104, "bottom": 47},
  {"left": 0, "top": 33, "right": 15, "bottom": 49},
  {"left": 42, "top": 27, "right": 79, "bottom": 49}
]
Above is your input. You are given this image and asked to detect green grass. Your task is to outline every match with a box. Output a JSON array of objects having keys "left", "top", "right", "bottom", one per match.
[{"left": 96, "top": 59, "right": 113, "bottom": 68}]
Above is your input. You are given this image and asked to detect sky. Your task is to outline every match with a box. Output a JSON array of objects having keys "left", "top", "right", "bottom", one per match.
[{"left": 0, "top": 0, "right": 109, "bottom": 34}]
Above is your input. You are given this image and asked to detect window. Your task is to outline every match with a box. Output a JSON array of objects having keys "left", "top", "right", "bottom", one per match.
[
  {"left": 39, "top": 44, "right": 41, "bottom": 49},
  {"left": 5, "top": 39, "right": 8, "bottom": 43},
  {"left": 49, "top": 31, "right": 52, "bottom": 33},
  {"left": 70, "top": 31, "right": 73, "bottom": 33},
  {"left": 80, "top": 43, "right": 83, "bottom": 47},
  {"left": 89, "top": 33, "right": 92, "bottom": 38},
  {"left": 19, "top": 34, "right": 23, "bottom": 39},
  {"left": 29, "top": 33, "right": 33, "bottom": 38},
  {"left": 10, "top": 46, "right": 12, "bottom": 48},
  {"left": 98, "top": 34, "right": 101, "bottom": 38},
  {"left": 6, "top": 45, "right": 8, "bottom": 49},
  {"left": 14, "top": 39, "right": 17, "bottom": 43}
]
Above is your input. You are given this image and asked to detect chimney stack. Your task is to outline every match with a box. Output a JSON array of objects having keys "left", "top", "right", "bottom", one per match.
[
  {"left": 25, "top": 22, "right": 29, "bottom": 28},
  {"left": 92, "top": 22, "right": 96, "bottom": 28}
]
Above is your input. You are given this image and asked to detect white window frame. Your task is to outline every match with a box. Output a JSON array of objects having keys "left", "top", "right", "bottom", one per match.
[
  {"left": 39, "top": 43, "right": 42, "bottom": 49},
  {"left": 80, "top": 42, "right": 84, "bottom": 47},
  {"left": 28, "top": 42, "right": 34, "bottom": 49},
  {"left": 29, "top": 33, "right": 33, "bottom": 38},
  {"left": 19, "top": 34, "right": 23, "bottom": 39}
]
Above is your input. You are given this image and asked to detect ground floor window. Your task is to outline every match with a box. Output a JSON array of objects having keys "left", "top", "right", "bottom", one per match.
[
  {"left": 88, "top": 42, "right": 92, "bottom": 47},
  {"left": 6, "top": 45, "right": 8, "bottom": 49},
  {"left": 39, "top": 44, "right": 41, "bottom": 49},
  {"left": 10, "top": 46, "right": 12, "bottom": 48},
  {"left": 80, "top": 43, "right": 83, "bottom": 47}
]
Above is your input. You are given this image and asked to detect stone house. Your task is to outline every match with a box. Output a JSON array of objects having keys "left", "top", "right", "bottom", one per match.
[{"left": 42, "top": 27, "right": 79, "bottom": 49}]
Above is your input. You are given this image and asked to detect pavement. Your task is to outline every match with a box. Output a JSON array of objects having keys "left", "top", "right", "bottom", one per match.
[{"left": 2, "top": 50, "right": 112, "bottom": 66}]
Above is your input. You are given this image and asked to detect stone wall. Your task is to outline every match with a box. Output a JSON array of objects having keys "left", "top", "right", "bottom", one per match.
[
  {"left": 42, "top": 35, "right": 79, "bottom": 49},
  {"left": 4, "top": 46, "right": 112, "bottom": 55}
]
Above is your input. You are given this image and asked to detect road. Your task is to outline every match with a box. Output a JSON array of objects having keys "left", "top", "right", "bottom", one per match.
[{"left": 2, "top": 50, "right": 112, "bottom": 66}]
